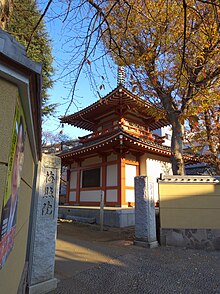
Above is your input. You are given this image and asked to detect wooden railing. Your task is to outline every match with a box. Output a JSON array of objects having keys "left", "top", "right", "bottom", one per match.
[
  {"left": 121, "top": 122, "right": 165, "bottom": 144},
  {"left": 79, "top": 122, "right": 165, "bottom": 144},
  {"left": 79, "top": 127, "right": 117, "bottom": 143}
]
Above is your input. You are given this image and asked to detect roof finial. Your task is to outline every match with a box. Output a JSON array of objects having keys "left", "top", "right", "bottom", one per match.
[{"left": 117, "top": 66, "right": 125, "bottom": 86}]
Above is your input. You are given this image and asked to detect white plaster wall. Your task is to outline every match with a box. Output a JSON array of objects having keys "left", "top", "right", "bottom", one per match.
[
  {"left": 107, "top": 164, "right": 117, "bottom": 186},
  {"left": 80, "top": 190, "right": 101, "bottom": 202},
  {"left": 106, "top": 189, "right": 118, "bottom": 202},
  {"left": 125, "top": 164, "right": 136, "bottom": 187},
  {"left": 146, "top": 157, "right": 172, "bottom": 202},
  {"left": 69, "top": 191, "right": 76, "bottom": 201},
  {"left": 70, "top": 171, "right": 77, "bottom": 189},
  {"left": 153, "top": 126, "right": 172, "bottom": 147},
  {"left": 126, "top": 189, "right": 135, "bottom": 202},
  {"left": 146, "top": 158, "right": 172, "bottom": 177}
]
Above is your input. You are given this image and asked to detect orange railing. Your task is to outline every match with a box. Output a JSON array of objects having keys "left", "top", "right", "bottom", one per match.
[
  {"left": 79, "top": 121, "right": 165, "bottom": 144},
  {"left": 121, "top": 121, "right": 165, "bottom": 144},
  {"left": 79, "top": 127, "right": 117, "bottom": 143}
]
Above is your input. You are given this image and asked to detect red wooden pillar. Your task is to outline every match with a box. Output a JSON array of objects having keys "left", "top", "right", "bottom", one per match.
[
  {"left": 66, "top": 165, "right": 71, "bottom": 204},
  {"left": 118, "top": 155, "right": 126, "bottom": 207},
  {"left": 101, "top": 155, "right": 107, "bottom": 205},
  {"left": 76, "top": 160, "right": 81, "bottom": 204}
]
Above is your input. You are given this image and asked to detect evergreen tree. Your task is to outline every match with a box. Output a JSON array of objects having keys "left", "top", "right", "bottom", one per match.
[{"left": 5, "top": 0, "right": 56, "bottom": 117}]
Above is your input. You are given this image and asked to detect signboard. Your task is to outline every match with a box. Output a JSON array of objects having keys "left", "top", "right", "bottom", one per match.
[{"left": 0, "top": 99, "right": 26, "bottom": 269}]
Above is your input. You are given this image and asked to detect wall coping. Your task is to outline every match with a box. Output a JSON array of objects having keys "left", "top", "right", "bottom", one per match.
[
  {"left": 0, "top": 29, "right": 42, "bottom": 162},
  {"left": 0, "top": 29, "right": 41, "bottom": 74},
  {"left": 158, "top": 175, "right": 219, "bottom": 184}
]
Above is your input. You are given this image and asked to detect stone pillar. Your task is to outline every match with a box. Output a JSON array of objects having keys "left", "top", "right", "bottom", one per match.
[
  {"left": 134, "top": 176, "right": 158, "bottom": 248},
  {"left": 28, "top": 154, "right": 61, "bottom": 294}
]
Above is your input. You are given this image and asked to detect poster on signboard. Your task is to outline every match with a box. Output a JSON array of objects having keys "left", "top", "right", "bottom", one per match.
[{"left": 0, "top": 99, "right": 26, "bottom": 269}]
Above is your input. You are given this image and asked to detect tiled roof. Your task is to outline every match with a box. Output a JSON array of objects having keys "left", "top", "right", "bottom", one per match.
[
  {"left": 60, "top": 85, "right": 169, "bottom": 131},
  {"left": 58, "top": 128, "right": 171, "bottom": 160},
  {"left": 185, "top": 163, "right": 214, "bottom": 175},
  {"left": 58, "top": 128, "right": 198, "bottom": 166}
]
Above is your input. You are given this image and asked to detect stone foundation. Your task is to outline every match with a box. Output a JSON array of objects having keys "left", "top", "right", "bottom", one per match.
[
  {"left": 161, "top": 228, "right": 220, "bottom": 250},
  {"left": 59, "top": 206, "right": 135, "bottom": 228}
]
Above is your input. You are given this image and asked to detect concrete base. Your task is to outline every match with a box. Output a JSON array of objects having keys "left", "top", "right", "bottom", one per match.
[
  {"left": 28, "top": 278, "right": 57, "bottom": 294},
  {"left": 65, "top": 215, "right": 96, "bottom": 224},
  {"left": 134, "top": 240, "right": 159, "bottom": 248},
  {"left": 59, "top": 206, "right": 135, "bottom": 228}
]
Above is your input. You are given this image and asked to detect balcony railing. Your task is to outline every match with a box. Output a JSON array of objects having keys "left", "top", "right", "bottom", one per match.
[
  {"left": 121, "top": 122, "right": 165, "bottom": 144},
  {"left": 79, "top": 127, "right": 117, "bottom": 143},
  {"left": 79, "top": 122, "right": 165, "bottom": 144}
]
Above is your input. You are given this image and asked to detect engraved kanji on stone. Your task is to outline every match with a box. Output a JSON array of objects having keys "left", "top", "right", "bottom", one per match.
[
  {"left": 44, "top": 186, "right": 49, "bottom": 197},
  {"left": 46, "top": 171, "right": 55, "bottom": 183},
  {"left": 42, "top": 201, "right": 53, "bottom": 215},
  {"left": 49, "top": 186, "right": 54, "bottom": 197},
  {"left": 43, "top": 185, "right": 54, "bottom": 198}
]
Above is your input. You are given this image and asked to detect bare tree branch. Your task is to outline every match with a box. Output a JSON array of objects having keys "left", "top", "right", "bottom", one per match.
[{"left": 26, "top": 0, "right": 53, "bottom": 52}]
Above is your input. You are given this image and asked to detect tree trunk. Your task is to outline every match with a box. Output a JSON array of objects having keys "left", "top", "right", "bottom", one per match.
[
  {"left": 170, "top": 114, "right": 185, "bottom": 175},
  {"left": 204, "top": 110, "right": 220, "bottom": 174},
  {"left": 0, "top": 0, "right": 13, "bottom": 29}
]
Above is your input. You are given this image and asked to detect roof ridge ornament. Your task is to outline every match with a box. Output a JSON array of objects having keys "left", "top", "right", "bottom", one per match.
[{"left": 117, "top": 66, "right": 125, "bottom": 86}]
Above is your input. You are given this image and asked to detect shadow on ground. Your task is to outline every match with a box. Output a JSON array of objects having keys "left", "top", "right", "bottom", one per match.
[
  {"left": 50, "top": 221, "right": 220, "bottom": 294},
  {"left": 54, "top": 221, "right": 137, "bottom": 279}
]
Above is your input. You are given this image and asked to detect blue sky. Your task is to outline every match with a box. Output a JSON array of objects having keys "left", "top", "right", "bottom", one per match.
[{"left": 40, "top": 1, "right": 118, "bottom": 139}]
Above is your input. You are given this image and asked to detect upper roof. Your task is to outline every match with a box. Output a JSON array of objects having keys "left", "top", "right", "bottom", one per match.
[{"left": 60, "top": 85, "right": 169, "bottom": 131}]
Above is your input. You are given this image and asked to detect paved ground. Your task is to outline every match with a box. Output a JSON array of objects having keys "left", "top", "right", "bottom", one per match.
[{"left": 51, "top": 221, "right": 220, "bottom": 294}]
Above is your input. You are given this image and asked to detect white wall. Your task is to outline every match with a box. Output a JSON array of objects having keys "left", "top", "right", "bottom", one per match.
[
  {"left": 146, "top": 157, "right": 172, "bottom": 202},
  {"left": 106, "top": 189, "right": 118, "bottom": 202},
  {"left": 80, "top": 190, "right": 101, "bottom": 202},
  {"left": 106, "top": 164, "right": 117, "bottom": 186},
  {"left": 125, "top": 164, "right": 136, "bottom": 187},
  {"left": 153, "top": 126, "right": 172, "bottom": 147},
  {"left": 70, "top": 171, "right": 77, "bottom": 189},
  {"left": 69, "top": 191, "right": 76, "bottom": 201},
  {"left": 126, "top": 189, "right": 135, "bottom": 203},
  {"left": 125, "top": 164, "right": 136, "bottom": 202}
]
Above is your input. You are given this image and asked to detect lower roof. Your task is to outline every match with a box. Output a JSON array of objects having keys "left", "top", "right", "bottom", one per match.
[
  {"left": 59, "top": 129, "right": 199, "bottom": 166},
  {"left": 59, "top": 129, "right": 172, "bottom": 164}
]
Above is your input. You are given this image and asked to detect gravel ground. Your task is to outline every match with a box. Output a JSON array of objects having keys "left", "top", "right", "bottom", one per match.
[{"left": 51, "top": 222, "right": 220, "bottom": 294}]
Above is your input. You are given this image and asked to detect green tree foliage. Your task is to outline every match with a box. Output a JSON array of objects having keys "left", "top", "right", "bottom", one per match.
[{"left": 5, "top": 0, "right": 56, "bottom": 117}]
